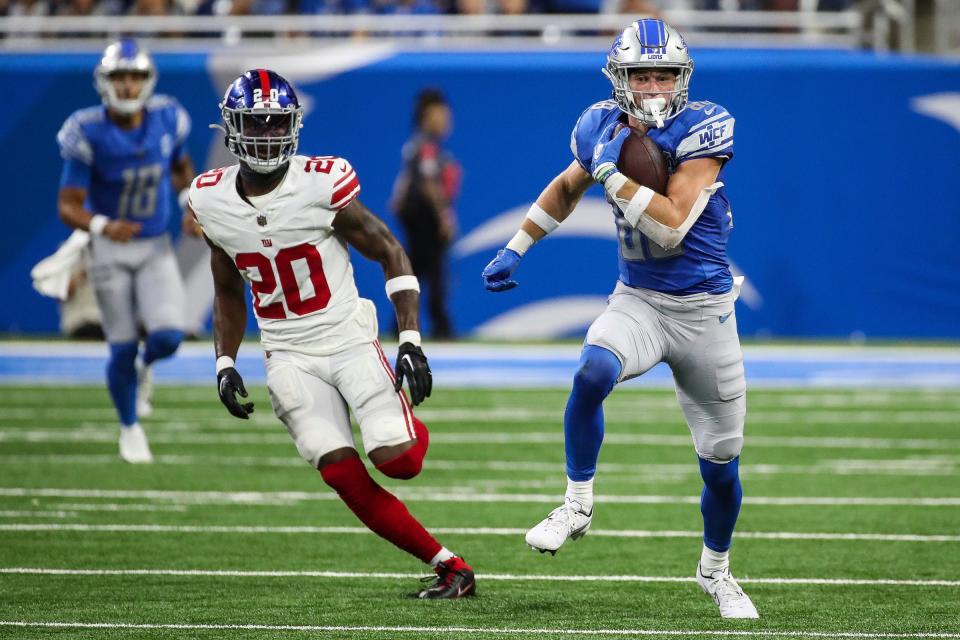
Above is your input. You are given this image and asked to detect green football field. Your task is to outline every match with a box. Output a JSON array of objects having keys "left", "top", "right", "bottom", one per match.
[{"left": 0, "top": 384, "right": 958, "bottom": 639}]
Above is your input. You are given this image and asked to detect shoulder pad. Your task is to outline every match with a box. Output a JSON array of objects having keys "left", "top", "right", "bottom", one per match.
[
  {"left": 675, "top": 102, "right": 735, "bottom": 163},
  {"left": 149, "top": 95, "right": 191, "bottom": 143},
  {"left": 56, "top": 108, "right": 101, "bottom": 165},
  {"left": 188, "top": 165, "right": 230, "bottom": 208},
  {"left": 570, "top": 100, "right": 619, "bottom": 172},
  {"left": 326, "top": 157, "right": 360, "bottom": 210}
]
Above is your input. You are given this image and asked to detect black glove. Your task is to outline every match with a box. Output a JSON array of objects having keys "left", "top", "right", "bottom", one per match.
[
  {"left": 217, "top": 367, "right": 254, "bottom": 419},
  {"left": 394, "top": 342, "right": 433, "bottom": 406}
]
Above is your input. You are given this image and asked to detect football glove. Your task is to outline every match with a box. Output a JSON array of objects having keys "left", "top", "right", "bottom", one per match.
[
  {"left": 217, "top": 367, "right": 254, "bottom": 419},
  {"left": 394, "top": 342, "right": 433, "bottom": 406},
  {"left": 591, "top": 122, "right": 630, "bottom": 185},
  {"left": 481, "top": 248, "right": 522, "bottom": 292}
]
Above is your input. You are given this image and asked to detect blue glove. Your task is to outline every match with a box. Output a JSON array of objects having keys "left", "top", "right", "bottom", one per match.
[
  {"left": 481, "top": 248, "right": 522, "bottom": 292},
  {"left": 590, "top": 122, "right": 631, "bottom": 184}
]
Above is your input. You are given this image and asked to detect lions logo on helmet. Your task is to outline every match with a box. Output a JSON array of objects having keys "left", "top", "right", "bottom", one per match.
[
  {"left": 602, "top": 19, "right": 694, "bottom": 128},
  {"left": 219, "top": 69, "right": 304, "bottom": 174},
  {"left": 94, "top": 39, "right": 157, "bottom": 117}
]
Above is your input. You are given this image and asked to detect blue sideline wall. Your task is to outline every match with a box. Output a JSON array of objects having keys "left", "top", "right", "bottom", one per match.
[{"left": 4, "top": 48, "right": 960, "bottom": 339}]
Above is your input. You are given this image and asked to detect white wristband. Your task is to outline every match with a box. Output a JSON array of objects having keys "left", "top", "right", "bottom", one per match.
[
  {"left": 215, "top": 355, "right": 235, "bottom": 374},
  {"left": 618, "top": 186, "right": 656, "bottom": 228},
  {"left": 601, "top": 172, "right": 629, "bottom": 201},
  {"left": 88, "top": 215, "right": 109, "bottom": 236},
  {"left": 506, "top": 229, "right": 535, "bottom": 256},
  {"left": 385, "top": 275, "right": 420, "bottom": 297},
  {"left": 526, "top": 203, "right": 560, "bottom": 234},
  {"left": 178, "top": 188, "right": 190, "bottom": 211},
  {"left": 398, "top": 330, "right": 421, "bottom": 347}
]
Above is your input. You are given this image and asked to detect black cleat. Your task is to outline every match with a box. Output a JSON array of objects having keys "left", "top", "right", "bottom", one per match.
[{"left": 416, "top": 556, "right": 476, "bottom": 599}]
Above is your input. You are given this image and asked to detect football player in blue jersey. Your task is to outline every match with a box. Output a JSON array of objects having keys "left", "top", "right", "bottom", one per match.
[
  {"left": 481, "top": 19, "right": 757, "bottom": 619},
  {"left": 56, "top": 39, "right": 195, "bottom": 464}
]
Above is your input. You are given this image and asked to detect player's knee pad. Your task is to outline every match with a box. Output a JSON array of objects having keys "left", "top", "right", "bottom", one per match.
[
  {"left": 144, "top": 328, "right": 184, "bottom": 363},
  {"left": 107, "top": 342, "right": 138, "bottom": 377},
  {"left": 707, "top": 435, "right": 744, "bottom": 462},
  {"left": 689, "top": 395, "right": 744, "bottom": 462},
  {"left": 375, "top": 443, "right": 425, "bottom": 480},
  {"left": 572, "top": 345, "right": 621, "bottom": 400},
  {"left": 699, "top": 455, "right": 740, "bottom": 492},
  {"left": 293, "top": 433, "right": 328, "bottom": 470}
]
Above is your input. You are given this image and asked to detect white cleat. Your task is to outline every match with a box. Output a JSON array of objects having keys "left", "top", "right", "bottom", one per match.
[
  {"left": 525, "top": 498, "right": 592, "bottom": 555},
  {"left": 119, "top": 424, "right": 154, "bottom": 464},
  {"left": 696, "top": 564, "right": 759, "bottom": 619},
  {"left": 136, "top": 359, "right": 153, "bottom": 418}
]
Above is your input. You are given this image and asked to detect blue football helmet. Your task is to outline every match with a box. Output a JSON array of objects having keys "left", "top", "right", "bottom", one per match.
[
  {"left": 220, "top": 69, "right": 304, "bottom": 174},
  {"left": 603, "top": 19, "right": 694, "bottom": 127},
  {"left": 94, "top": 39, "right": 157, "bottom": 116}
]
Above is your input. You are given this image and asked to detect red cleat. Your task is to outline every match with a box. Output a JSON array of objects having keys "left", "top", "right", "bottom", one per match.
[{"left": 416, "top": 556, "right": 476, "bottom": 599}]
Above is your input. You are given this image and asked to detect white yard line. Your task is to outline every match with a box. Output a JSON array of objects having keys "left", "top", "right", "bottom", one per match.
[
  {"left": 1, "top": 454, "right": 956, "bottom": 477},
  {"left": 1, "top": 568, "right": 958, "bottom": 588},
  {"left": 5, "top": 407, "right": 960, "bottom": 424},
  {"left": 418, "top": 409, "right": 960, "bottom": 425},
  {"left": 1, "top": 488, "right": 958, "bottom": 507},
  {"left": 48, "top": 503, "right": 188, "bottom": 513},
  {"left": 0, "top": 511, "right": 75, "bottom": 519},
  {"left": 0, "top": 621, "right": 957, "bottom": 638},
  {"left": 0, "top": 524, "right": 956, "bottom": 543},
  {"left": 2, "top": 429, "right": 959, "bottom": 450},
  {"left": 0, "top": 454, "right": 307, "bottom": 468}
]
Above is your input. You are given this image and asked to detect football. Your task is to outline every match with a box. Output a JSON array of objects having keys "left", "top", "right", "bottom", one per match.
[{"left": 618, "top": 127, "right": 669, "bottom": 195}]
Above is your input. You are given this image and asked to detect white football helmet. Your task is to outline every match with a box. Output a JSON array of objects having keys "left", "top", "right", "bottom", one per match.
[
  {"left": 94, "top": 39, "right": 156, "bottom": 117},
  {"left": 602, "top": 19, "right": 694, "bottom": 128}
]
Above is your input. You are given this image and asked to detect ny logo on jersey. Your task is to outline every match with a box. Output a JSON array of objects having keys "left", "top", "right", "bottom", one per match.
[{"left": 262, "top": 239, "right": 273, "bottom": 247}]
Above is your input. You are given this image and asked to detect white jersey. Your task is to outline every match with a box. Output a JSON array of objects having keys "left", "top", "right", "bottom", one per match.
[{"left": 189, "top": 155, "right": 377, "bottom": 356}]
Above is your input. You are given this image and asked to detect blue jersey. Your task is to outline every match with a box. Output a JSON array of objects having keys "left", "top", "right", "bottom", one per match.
[
  {"left": 57, "top": 95, "right": 191, "bottom": 238},
  {"left": 571, "top": 99, "right": 735, "bottom": 295}
]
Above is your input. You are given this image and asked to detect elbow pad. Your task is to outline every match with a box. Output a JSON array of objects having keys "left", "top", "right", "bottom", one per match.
[{"left": 617, "top": 182, "right": 723, "bottom": 251}]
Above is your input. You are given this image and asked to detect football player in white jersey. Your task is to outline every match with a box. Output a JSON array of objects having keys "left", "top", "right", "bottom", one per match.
[
  {"left": 481, "top": 20, "right": 757, "bottom": 619},
  {"left": 189, "top": 69, "right": 475, "bottom": 599}
]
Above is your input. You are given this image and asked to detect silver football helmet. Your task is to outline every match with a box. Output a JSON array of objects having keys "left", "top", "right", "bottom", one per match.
[
  {"left": 94, "top": 39, "right": 157, "bottom": 116},
  {"left": 602, "top": 19, "right": 694, "bottom": 128}
]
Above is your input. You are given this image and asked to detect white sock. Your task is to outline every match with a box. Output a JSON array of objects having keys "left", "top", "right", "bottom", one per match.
[
  {"left": 121, "top": 422, "right": 141, "bottom": 431},
  {"left": 700, "top": 545, "right": 730, "bottom": 574},
  {"left": 429, "top": 547, "right": 455, "bottom": 568},
  {"left": 565, "top": 477, "right": 594, "bottom": 513}
]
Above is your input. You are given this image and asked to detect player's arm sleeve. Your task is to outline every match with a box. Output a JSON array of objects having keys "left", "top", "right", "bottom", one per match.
[
  {"left": 59, "top": 158, "right": 91, "bottom": 190},
  {"left": 328, "top": 158, "right": 361, "bottom": 211},
  {"left": 56, "top": 115, "right": 93, "bottom": 189},
  {"left": 675, "top": 107, "right": 735, "bottom": 165}
]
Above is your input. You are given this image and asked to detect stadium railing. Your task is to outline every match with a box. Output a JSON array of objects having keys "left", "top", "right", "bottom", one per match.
[{"left": 0, "top": 5, "right": 918, "bottom": 52}]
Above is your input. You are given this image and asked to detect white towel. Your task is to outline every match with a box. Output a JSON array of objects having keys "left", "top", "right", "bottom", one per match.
[{"left": 30, "top": 230, "right": 91, "bottom": 301}]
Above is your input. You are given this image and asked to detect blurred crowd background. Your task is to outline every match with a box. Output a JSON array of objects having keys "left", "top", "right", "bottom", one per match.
[{"left": 2, "top": 0, "right": 858, "bottom": 20}]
